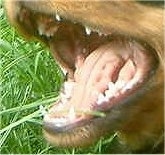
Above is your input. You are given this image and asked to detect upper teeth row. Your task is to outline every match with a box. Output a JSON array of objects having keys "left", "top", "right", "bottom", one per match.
[
  {"left": 54, "top": 13, "right": 103, "bottom": 36},
  {"left": 38, "top": 13, "right": 104, "bottom": 37}
]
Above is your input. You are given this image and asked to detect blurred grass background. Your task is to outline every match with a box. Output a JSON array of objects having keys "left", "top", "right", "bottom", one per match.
[{"left": 0, "top": 1, "right": 116, "bottom": 154}]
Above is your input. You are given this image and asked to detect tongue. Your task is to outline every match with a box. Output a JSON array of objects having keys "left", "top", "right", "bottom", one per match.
[{"left": 69, "top": 43, "right": 133, "bottom": 111}]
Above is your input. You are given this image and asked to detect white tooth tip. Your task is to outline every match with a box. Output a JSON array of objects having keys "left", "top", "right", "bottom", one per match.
[
  {"left": 108, "top": 82, "right": 117, "bottom": 93},
  {"left": 85, "top": 27, "right": 91, "bottom": 35},
  {"left": 97, "top": 93, "right": 108, "bottom": 105},
  {"left": 56, "top": 14, "right": 61, "bottom": 21},
  {"left": 115, "top": 80, "right": 126, "bottom": 89},
  {"left": 108, "top": 82, "right": 115, "bottom": 88},
  {"left": 121, "top": 80, "right": 135, "bottom": 93},
  {"left": 105, "top": 90, "right": 114, "bottom": 99}
]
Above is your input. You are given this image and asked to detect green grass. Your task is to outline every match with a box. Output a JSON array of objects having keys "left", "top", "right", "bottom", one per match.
[{"left": 1, "top": 3, "right": 117, "bottom": 154}]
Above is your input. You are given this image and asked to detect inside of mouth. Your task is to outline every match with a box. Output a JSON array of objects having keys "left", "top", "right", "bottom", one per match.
[{"left": 34, "top": 13, "right": 158, "bottom": 126}]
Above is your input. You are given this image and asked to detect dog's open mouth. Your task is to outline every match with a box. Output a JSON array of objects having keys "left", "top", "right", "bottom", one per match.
[
  {"left": 4, "top": 0, "right": 162, "bottom": 148},
  {"left": 11, "top": 1, "right": 158, "bottom": 146},
  {"left": 36, "top": 13, "right": 159, "bottom": 133}
]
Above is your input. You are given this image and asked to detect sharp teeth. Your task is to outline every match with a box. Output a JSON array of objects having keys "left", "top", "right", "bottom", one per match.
[
  {"left": 56, "top": 14, "right": 61, "bottom": 21},
  {"left": 108, "top": 82, "right": 117, "bottom": 92},
  {"left": 68, "top": 106, "right": 76, "bottom": 121},
  {"left": 108, "top": 81, "right": 119, "bottom": 97},
  {"left": 115, "top": 80, "right": 127, "bottom": 90},
  {"left": 121, "top": 80, "right": 135, "bottom": 93},
  {"left": 105, "top": 90, "right": 114, "bottom": 99},
  {"left": 97, "top": 93, "right": 108, "bottom": 105},
  {"left": 85, "top": 27, "right": 91, "bottom": 35},
  {"left": 108, "top": 82, "right": 114, "bottom": 89}
]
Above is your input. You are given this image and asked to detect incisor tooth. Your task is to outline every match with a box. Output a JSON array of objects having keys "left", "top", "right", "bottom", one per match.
[
  {"left": 85, "top": 27, "right": 91, "bottom": 35},
  {"left": 108, "top": 82, "right": 117, "bottom": 92},
  {"left": 108, "top": 82, "right": 119, "bottom": 97},
  {"left": 97, "top": 93, "right": 108, "bottom": 105},
  {"left": 56, "top": 14, "right": 61, "bottom": 21},
  {"left": 105, "top": 90, "right": 114, "bottom": 99}
]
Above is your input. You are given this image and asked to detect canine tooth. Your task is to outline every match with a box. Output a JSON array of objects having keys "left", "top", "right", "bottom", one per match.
[
  {"left": 108, "top": 82, "right": 116, "bottom": 91},
  {"left": 56, "top": 14, "right": 61, "bottom": 21},
  {"left": 85, "top": 27, "right": 91, "bottom": 35},
  {"left": 97, "top": 93, "right": 108, "bottom": 105},
  {"left": 68, "top": 106, "right": 76, "bottom": 121}
]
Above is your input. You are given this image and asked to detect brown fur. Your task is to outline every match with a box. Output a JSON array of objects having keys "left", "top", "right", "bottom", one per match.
[{"left": 4, "top": 0, "right": 164, "bottom": 153}]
